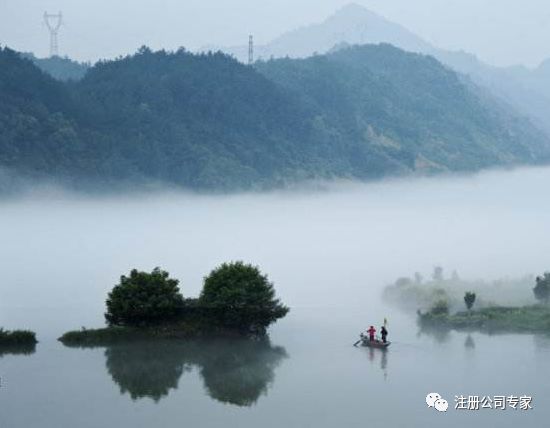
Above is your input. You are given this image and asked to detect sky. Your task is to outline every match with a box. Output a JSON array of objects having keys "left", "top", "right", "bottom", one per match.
[{"left": 1, "top": 0, "right": 550, "bottom": 67}]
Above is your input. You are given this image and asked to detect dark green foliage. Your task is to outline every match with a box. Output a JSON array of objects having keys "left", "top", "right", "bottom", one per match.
[
  {"left": 2, "top": 44, "right": 550, "bottom": 192},
  {"left": 200, "top": 262, "right": 289, "bottom": 333},
  {"left": 105, "top": 268, "right": 184, "bottom": 326},
  {"left": 59, "top": 326, "right": 157, "bottom": 345},
  {"left": 429, "top": 299, "right": 449, "bottom": 316},
  {"left": 63, "top": 262, "right": 289, "bottom": 340},
  {"left": 0, "top": 328, "right": 37, "bottom": 348},
  {"left": 534, "top": 273, "right": 550, "bottom": 304},
  {"left": 464, "top": 291, "right": 476, "bottom": 311}
]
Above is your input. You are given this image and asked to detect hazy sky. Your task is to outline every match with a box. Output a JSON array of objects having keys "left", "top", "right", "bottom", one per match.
[{"left": 1, "top": 0, "right": 550, "bottom": 67}]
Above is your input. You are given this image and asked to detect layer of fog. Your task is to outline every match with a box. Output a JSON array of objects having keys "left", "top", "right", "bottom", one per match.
[{"left": 2, "top": 166, "right": 550, "bottom": 335}]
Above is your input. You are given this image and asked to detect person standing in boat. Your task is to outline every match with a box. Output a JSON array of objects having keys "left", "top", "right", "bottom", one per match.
[
  {"left": 380, "top": 325, "right": 388, "bottom": 343},
  {"left": 367, "top": 325, "right": 376, "bottom": 341}
]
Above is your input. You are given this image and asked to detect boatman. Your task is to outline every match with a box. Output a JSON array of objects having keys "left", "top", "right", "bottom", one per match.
[
  {"left": 380, "top": 325, "right": 388, "bottom": 343},
  {"left": 367, "top": 325, "right": 376, "bottom": 341}
]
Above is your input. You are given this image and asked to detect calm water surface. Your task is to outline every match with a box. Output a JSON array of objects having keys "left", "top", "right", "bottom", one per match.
[{"left": 2, "top": 167, "right": 550, "bottom": 427}]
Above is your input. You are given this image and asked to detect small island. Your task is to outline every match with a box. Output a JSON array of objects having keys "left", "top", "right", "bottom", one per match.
[
  {"left": 418, "top": 304, "right": 550, "bottom": 333},
  {"left": 384, "top": 268, "right": 550, "bottom": 334},
  {"left": 59, "top": 262, "right": 289, "bottom": 345},
  {"left": 0, "top": 328, "right": 37, "bottom": 355}
]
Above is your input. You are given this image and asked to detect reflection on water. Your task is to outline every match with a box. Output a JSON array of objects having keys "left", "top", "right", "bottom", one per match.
[
  {"left": 198, "top": 339, "right": 287, "bottom": 406},
  {"left": 0, "top": 343, "right": 36, "bottom": 357},
  {"left": 417, "top": 322, "right": 451, "bottom": 344},
  {"left": 65, "top": 338, "right": 287, "bottom": 406},
  {"left": 105, "top": 341, "right": 191, "bottom": 402},
  {"left": 364, "top": 346, "right": 389, "bottom": 381},
  {"left": 464, "top": 334, "right": 475, "bottom": 350},
  {"left": 533, "top": 333, "right": 550, "bottom": 349}
]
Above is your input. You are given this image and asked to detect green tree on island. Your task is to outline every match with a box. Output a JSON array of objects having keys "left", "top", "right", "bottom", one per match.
[
  {"left": 199, "top": 262, "right": 289, "bottom": 334},
  {"left": 533, "top": 273, "right": 550, "bottom": 304},
  {"left": 60, "top": 263, "right": 290, "bottom": 344},
  {"left": 429, "top": 299, "right": 449, "bottom": 316},
  {"left": 464, "top": 292, "right": 476, "bottom": 311},
  {"left": 105, "top": 268, "right": 184, "bottom": 326}
]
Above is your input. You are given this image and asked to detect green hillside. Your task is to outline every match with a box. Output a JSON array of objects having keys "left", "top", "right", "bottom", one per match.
[
  {"left": 1, "top": 44, "right": 549, "bottom": 192},
  {"left": 257, "top": 44, "right": 550, "bottom": 172}
]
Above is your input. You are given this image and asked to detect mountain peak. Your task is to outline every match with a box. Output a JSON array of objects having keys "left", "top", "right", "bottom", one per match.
[{"left": 328, "top": 3, "right": 382, "bottom": 23}]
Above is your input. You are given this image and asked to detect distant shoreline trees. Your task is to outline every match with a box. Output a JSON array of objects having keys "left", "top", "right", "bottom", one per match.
[
  {"left": 464, "top": 292, "right": 476, "bottom": 311},
  {"left": 533, "top": 273, "right": 550, "bottom": 304}
]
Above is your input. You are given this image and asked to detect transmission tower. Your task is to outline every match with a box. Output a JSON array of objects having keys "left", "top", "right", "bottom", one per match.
[
  {"left": 43, "top": 11, "right": 63, "bottom": 57},
  {"left": 248, "top": 34, "right": 254, "bottom": 65}
]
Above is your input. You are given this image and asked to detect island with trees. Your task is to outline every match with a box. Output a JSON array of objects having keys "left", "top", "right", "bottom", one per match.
[
  {"left": 59, "top": 262, "right": 289, "bottom": 345},
  {"left": 383, "top": 267, "right": 550, "bottom": 333},
  {"left": 0, "top": 328, "right": 37, "bottom": 355}
]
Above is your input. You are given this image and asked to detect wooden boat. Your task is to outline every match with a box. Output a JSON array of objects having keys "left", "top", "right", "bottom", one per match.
[
  {"left": 360, "top": 338, "right": 391, "bottom": 349},
  {"left": 354, "top": 333, "right": 391, "bottom": 348}
]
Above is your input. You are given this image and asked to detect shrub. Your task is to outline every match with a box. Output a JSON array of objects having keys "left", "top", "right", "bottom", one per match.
[
  {"left": 105, "top": 268, "right": 184, "bottom": 326},
  {"left": 0, "top": 328, "right": 37, "bottom": 345},
  {"left": 429, "top": 299, "right": 449, "bottom": 316},
  {"left": 199, "top": 262, "right": 289, "bottom": 333}
]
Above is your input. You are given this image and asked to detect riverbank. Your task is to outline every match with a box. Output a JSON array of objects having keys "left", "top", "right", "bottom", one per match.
[{"left": 418, "top": 305, "right": 550, "bottom": 333}]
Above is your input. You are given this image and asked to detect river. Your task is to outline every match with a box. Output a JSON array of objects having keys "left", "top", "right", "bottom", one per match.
[{"left": 1, "top": 167, "right": 550, "bottom": 427}]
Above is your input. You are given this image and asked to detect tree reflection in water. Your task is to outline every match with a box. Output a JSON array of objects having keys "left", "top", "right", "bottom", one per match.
[
  {"left": 71, "top": 338, "right": 287, "bottom": 406},
  {"left": 0, "top": 342, "right": 36, "bottom": 357},
  {"left": 464, "top": 334, "right": 475, "bottom": 350},
  {"left": 105, "top": 341, "right": 191, "bottom": 402},
  {"left": 416, "top": 323, "right": 451, "bottom": 344},
  {"left": 197, "top": 339, "right": 287, "bottom": 406}
]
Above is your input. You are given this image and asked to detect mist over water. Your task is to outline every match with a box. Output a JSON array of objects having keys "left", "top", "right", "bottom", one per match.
[
  {"left": 2, "top": 166, "right": 550, "bottom": 427},
  {"left": 2, "top": 166, "right": 550, "bottom": 327}
]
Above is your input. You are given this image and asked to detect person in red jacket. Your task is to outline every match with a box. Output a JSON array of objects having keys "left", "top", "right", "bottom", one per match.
[{"left": 367, "top": 325, "right": 376, "bottom": 341}]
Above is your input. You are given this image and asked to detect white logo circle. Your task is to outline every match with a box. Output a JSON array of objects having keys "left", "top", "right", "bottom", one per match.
[{"left": 426, "top": 392, "right": 441, "bottom": 408}]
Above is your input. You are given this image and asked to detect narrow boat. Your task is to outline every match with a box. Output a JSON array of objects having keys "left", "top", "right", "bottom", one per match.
[
  {"left": 354, "top": 333, "right": 391, "bottom": 348},
  {"left": 360, "top": 338, "right": 391, "bottom": 349}
]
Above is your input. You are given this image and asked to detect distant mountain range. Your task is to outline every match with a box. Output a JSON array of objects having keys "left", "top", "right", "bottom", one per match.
[
  {"left": 212, "top": 3, "right": 433, "bottom": 62},
  {"left": 1, "top": 43, "right": 549, "bottom": 193},
  {"left": 210, "top": 3, "right": 550, "bottom": 136}
]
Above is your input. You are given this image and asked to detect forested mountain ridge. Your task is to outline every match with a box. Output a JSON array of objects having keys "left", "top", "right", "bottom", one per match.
[
  {"left": 1, "top": 45, "right": 549, "bottom": 192},
  {"left": 0, "top": 48, "right": 88, "bottom": 180},
  {"left": 21, "top": 52, "right": 90, "bottom": 81},
  {"left": 216, "top": 3, "right": 550, "bottom": 138},
  {"left": 257, "top": 45, "right": 550, "bottom": 172}
]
